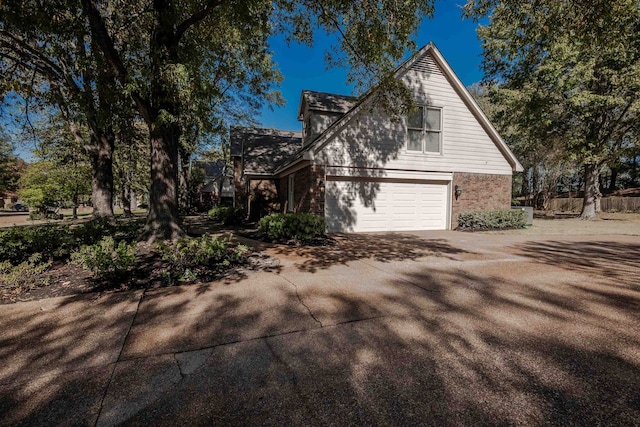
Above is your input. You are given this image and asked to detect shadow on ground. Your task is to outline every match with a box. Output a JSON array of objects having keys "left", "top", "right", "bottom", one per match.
[
  {"left": 1, "top": 236, "right": 639, "bottom": 425},
  {"left": 272, "top": 232, "right": 468, "bottom": 273},
  {"left": 514, "top": 240, "right": 640, "bottom": 288}
]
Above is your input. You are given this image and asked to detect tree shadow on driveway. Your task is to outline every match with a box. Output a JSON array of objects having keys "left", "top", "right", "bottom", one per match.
[
  {"left": 271, "top": 232, "right": 470, "bottom": 273},
  {"left": 2, "top": 235, "right": 640, "bottom": 425},
  {"left": 512, "top": 240, "right": 640, "bottom": 289}
]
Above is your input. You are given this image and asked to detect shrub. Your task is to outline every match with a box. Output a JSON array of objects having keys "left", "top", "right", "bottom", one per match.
[
  {"left": 0, "top": 224, "right": 70, "bottom": 264},
  {"left": 70, "top": 236, "right": 136, "bottom": 280},
  {"left": 208, "top": 206, "right": 244, "bottom": 226},
  {"left": 71, "top": 217, "right": 144, "bottom": 246},
  {"left": 458, "top": 210, "right": 526, "bottom": 231},
  {"left": 156, "top": 234, "right": 249, "bottom": 282},
  {"left": 257, "top": 213, "right": 325, "bottom": 242},
  {"left": 0, "top": 253, "right": 52, "bottom": 290}
]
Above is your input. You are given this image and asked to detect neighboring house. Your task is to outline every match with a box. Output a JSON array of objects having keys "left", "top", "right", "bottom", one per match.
[
  {"left": 231, "top": 43, "right": 523, "bottom": 232},
  {"left": 195, "top": 160, "right": 234, "bottom": 207}
]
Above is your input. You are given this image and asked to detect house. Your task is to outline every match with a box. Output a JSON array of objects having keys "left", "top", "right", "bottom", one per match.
[
  {"left": 194, "top": 160, "right": 234, "bottom": 208},
  {"left": 231, "top": 43, "right": 523, "bottom": 232}
]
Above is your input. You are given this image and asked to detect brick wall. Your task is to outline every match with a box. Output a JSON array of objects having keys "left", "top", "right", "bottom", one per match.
[
  {"left": 451, "top": 172, "right": 512, "bottom": 229},
  {"left": 233, "top": 157, "right": 244, "bottom": 208},
  {"left": 290, "top": 165, "right": 325, "bottom": 214}
]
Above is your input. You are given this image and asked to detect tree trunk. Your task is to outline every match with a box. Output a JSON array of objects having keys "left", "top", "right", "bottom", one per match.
[
  {"left": 88, "top": 131, "right": 115, "bottom": 218},
  {"left": 72, "top": 192, "right": 79, "bottom": 219},
  {"left": 580, "top": 163, "right": 600, "bottom": 220},
  {"left": 120, "top": 171, "right": 132, "bottom": 217},
  {"left": 608, "top": 168, "right": 618, "bottom": 191},
  {"left": 142, "top": 124, "right": 183, "bottom": 241},
  {"left": 178, "top": 152, "right": 190, "bottom": 215}
]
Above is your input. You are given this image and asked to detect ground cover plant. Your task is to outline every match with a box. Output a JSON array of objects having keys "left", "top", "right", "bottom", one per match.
[
  {"left": 257, "top": 213, "right": 326, "bottom": 244},
  {"left": 208, "top": 206, "right": 244, "bottom": 226},
  {"left": 458, "top": 210, "right": 526, "bottom": 231},
  {"left": 156, "top": 234, "right": 249, "bottom": 283},
  {"left": 0, "top": 216, "right": 259, "bottom": 304}
]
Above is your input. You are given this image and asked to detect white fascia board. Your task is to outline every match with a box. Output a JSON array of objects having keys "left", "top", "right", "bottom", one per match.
[{"left": 326, "top": 166, "right": 453, "bottom": 181}]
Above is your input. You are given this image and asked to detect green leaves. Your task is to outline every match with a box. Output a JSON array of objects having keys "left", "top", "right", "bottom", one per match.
[{"left": 467, "top": 0, "right": 640, "bottom": 166}]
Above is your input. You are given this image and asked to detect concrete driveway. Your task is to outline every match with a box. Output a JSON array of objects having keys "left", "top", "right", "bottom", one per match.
[{"left": 1, "top": 231, "right": 639, "bottom": 426}]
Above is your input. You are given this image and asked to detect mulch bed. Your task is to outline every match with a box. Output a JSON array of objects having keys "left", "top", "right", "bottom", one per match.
[{"left": 0, "top": 220, "right": 283, "bottom": 305}]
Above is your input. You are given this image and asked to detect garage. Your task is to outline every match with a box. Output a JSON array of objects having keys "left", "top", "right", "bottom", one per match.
[{"left": 324, "top": 177, "right": 450, "bottom": 232}]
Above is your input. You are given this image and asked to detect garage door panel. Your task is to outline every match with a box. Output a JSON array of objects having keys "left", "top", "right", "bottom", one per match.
[{"left": 325, "top": 179, "right": 449, "bottom": 232}]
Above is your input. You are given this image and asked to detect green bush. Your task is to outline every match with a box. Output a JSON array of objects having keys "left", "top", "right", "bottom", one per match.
[
  {"left": 0, "top": 253, "right": 52, "bottom": 289},
  {"left": 156, "top": 234, "right": 249, "bottom": 282},
  {"left": 458, "top": 210, "right": 526, "bottom": 231},
  {"left": 0, "top": 224, "right": 70, "bottom": 264},
  {"left": 71, "top": 217, "right": 144, "bottom": 246},
  {"left": 257, "top": 213, "right": 326, "bottom": 242},
  {"left": 208, "top": 206, "right": 244, "bottom": 226},
  {"left": 70, "top": 236, "right": 136, "bottom": 280}
]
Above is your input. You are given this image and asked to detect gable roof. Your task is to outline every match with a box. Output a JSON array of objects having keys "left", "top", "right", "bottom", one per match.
[
  {"left": 277, "top": 43, "right": 523, "bottom": 174},
  {"left": 230, "top": 127, "right": 302, "bottom": 175},
  {"left": 297, "top": 90, "right": 357, "bottom": 120}
]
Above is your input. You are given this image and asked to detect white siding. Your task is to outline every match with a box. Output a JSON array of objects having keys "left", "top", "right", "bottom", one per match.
[{"left": 315, "top": 51, "right": 513, "bottom": 176}]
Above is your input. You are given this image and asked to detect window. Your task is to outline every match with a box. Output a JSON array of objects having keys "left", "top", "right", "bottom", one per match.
[
  {"left": 287, "top": 174, "right": 295, "bottom": 212},
  {"left": 407, "top": 106, "right": 442, "bottom": 153}
]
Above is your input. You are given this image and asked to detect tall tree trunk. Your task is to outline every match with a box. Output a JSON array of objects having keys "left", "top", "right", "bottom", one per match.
[
  {"left": 608, "top": 168, "right": 618, "bottom": 191},
  {"left": 580, "top": 163, "right": 600, "bottom": 220},
  {"left": 67, "top": 120, "right": 114, "bottom": 218},
  {"left": 179, "top": 152, "right": 190, "bottom": 215},
  {"left": 120, "top": 170, "right": 132, "bottom": 217},
  {"left": 88, "top": 131, "right": 115, "bottom": 217},
  {"left": 143, "top": 124, "right": 183, "bottom": 241}
]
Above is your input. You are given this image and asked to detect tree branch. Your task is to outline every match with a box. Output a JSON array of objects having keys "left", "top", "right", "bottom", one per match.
[
  {"left": 175, "top": 0, "right": 226, "bottom": 42},
  {"left": 79, "top": 0, "right": 127, "bottom": 79}
]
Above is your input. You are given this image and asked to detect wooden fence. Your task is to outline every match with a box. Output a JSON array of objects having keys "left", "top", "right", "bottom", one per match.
[{"left": 548, "top": 197, "right": 640, "bottom": 212}]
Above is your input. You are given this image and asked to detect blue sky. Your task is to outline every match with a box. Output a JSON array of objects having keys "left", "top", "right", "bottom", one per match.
[{"left": 259, "top": 0, "right": 484, "bottom": 132}]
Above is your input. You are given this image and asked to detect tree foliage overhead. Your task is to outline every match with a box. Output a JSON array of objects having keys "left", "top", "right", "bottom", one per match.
[{"left": 464, "top": 0, "right": 640, "bottom": 218}]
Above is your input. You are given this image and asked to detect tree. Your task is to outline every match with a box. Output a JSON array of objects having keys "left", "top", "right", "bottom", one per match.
[
  {"left": 113, "top": 117, "right": 149, "bottom": 216},
  {"left": 81, "top": 0, "right": 435, "bottom": 240},
  {"left": 469, "top": 83, "right": 579, "bottom": 208},
  {"left": 0, "top": 129, "right": 16, "bottom": 196},
  {"left": 464, "top": 0, "right": 640, "bottom": 218},
  {"left": 32, "top": 114, "right": 93, "bottom": 218},
  {"left": 1, "top": 1, "right": 124, "bottom": 217},
  {"left": 18, "top": 159, "right": 91, "bottom": 215}
]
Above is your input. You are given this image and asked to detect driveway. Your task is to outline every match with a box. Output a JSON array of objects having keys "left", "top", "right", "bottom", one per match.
[{"left": 1, "top": 231, "right": 639, "bottom": 426}]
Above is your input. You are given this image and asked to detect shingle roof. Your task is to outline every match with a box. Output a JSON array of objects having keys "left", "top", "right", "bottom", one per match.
[
  {"left": 297, "top": 90, "right": 357, "bottom": 119},
  {"left": 230, "top": 127, "right": 302, "bottom": 175},
  {"left": 194, "top": 161, "right": 225, "bottom": 178}
]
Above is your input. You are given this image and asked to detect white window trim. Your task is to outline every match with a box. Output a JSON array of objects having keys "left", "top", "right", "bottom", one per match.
[
  {"left": 287, "top": 173, "right": 295, "bottom": 212},
  {"left": 406, "top": 106, "right": 443, "bottom": 155}
]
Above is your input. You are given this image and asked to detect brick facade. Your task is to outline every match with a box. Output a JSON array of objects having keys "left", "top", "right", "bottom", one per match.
[
  {"left": 234, "top": 163, "right": 327, "bottom": 219},
  {"left": 278, "top": 165, "right": 326, "bottom": 214},
  {"left": 451, "top": 172, "right": 512, "bottom": 228}
]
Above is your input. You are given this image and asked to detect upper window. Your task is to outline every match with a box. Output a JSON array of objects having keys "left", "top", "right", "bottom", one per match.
[{"left": 407, "top": 106, "right": 442, "bottom": 154}]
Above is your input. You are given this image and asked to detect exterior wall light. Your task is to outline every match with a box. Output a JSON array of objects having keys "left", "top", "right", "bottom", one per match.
[{"left": 454, "top": 185, "right": 462, "bottom": 200}]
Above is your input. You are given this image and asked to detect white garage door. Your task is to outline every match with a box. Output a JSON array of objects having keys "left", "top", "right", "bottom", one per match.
[{"left": 325, "top": 178, "right": 449, "bottom": 232}]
